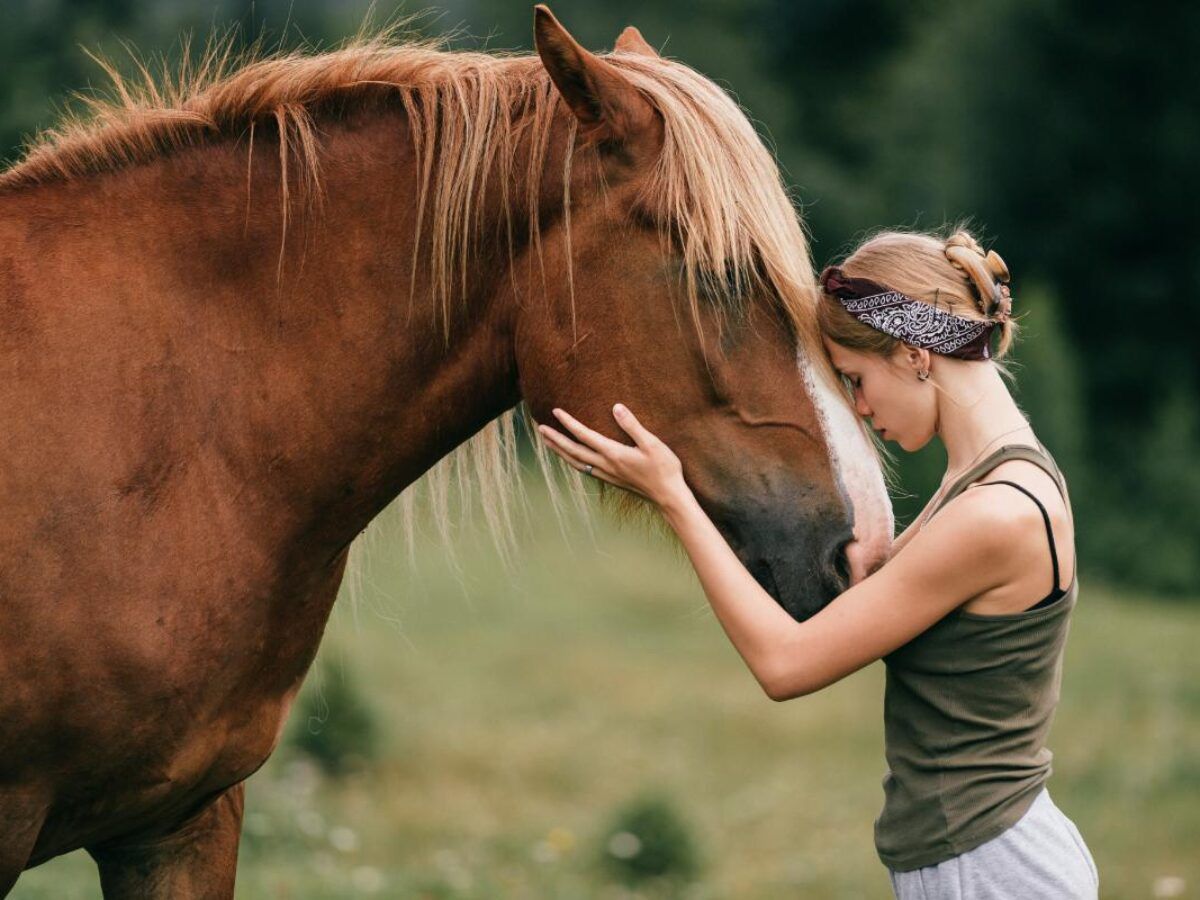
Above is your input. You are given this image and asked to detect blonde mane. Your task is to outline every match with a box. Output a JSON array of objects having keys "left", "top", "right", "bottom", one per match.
[{"left": 1, "top": 27, "right": 880, "bottom": 598}]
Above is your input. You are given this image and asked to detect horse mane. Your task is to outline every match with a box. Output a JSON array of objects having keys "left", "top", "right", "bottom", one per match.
[{"left": 0, "top": 25, "right": 882, "bottom": 598}]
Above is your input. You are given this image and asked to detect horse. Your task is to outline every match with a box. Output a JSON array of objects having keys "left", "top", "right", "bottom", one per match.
[{"left": 0, "top": 7, "right": 892, "bottom": 896}]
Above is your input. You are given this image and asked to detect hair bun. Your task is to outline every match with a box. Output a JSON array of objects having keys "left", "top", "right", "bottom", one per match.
[
  {"left": 985, "top": 249, "right": 1010, "bottom": 283},
  {"left": 944, "top": 233, "right": 1011, "bottom": 322}
]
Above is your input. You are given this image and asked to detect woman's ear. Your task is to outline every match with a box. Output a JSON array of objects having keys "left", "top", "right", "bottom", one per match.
[{"left": 901, "top": 344, "right": 930, "bottom": 376}]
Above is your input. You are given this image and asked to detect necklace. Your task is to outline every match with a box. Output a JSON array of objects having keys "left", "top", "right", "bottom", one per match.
[{"left": 918, "top": 423, "right": 1036, "bottom": 530}]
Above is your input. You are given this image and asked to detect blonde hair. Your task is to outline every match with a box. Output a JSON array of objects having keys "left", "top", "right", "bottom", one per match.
[{"left": 818, "top": 224, "right": 1021, "bottom": 376}]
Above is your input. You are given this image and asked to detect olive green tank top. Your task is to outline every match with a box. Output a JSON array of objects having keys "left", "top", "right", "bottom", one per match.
[{"left": 874, "top": 441, "right": 1078, "bottom": 872}]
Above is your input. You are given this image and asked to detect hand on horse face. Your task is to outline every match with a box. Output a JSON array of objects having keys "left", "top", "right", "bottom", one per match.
[{"left": 536, "top": 404, "right": 690, "bottom": 507}]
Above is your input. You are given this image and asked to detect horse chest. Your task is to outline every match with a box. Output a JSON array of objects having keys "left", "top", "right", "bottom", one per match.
[{"left": 26, "top": 576, "right": 337, "bottom": 859}]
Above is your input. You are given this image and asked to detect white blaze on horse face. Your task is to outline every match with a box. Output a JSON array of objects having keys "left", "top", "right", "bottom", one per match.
[{"left": 799, "top": 350, "right": 895, "bottom": 580}]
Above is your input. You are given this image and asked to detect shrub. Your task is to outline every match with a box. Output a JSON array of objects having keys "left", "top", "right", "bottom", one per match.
[
  {"left": 287, "top": 658, "right": 381, "bottom": 776},
  {"left": 596, "top": 791, "right": 701, "bottom": 887}
]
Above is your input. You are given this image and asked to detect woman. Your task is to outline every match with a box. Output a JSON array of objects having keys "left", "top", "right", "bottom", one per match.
[{"left": 536, "top": 228, "right": 1100, "bottom": 899}]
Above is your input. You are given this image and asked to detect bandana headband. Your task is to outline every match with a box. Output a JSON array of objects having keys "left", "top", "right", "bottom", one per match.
[{"left": 819, "top": 266, "right": 997, "bottom": 361}]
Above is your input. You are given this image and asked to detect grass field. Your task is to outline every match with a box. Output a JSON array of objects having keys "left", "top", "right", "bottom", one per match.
[{"left": 12, "top": 475, "right": 1199, "bottom": 899}]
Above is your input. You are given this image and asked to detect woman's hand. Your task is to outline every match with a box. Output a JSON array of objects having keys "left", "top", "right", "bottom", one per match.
[{"left": 536, "top": 403, "right": 691, "bottom": 509}]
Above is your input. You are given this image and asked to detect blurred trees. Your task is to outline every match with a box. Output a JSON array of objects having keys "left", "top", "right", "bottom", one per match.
[{"left": 2, "top": 0, "right": 1196, "bottom": 594}]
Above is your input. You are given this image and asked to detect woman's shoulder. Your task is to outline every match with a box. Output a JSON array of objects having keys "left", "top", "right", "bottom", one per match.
[
  {"left": 967, "top": 457, "right": 1073, "bottom": 525},
  {"left": 893, "top": 445, "right": 1074, "bottom": 566},
  {"left": 941, "top": 457, "right": 1077, "bottom": 612},
  {"left": 932, "top": 478, "right": 1040, "bottom": 543},
  {"left": 924, "top": 459, "right": 1071, "bottom": 555},
  {"left": 890, "top": 456, "right": 1048, "bottom": 561}
]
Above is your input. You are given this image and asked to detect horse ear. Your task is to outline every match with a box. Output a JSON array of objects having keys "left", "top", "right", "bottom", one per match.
[
  {"left": 614, "top": 26, "right": 658, "bottom": 58},
  {"left": 533, "top": 5, "right": 656, "bottom": 145}
]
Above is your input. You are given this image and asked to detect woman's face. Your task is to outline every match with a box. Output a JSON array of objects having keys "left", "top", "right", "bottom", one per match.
[{"left": 821, "top": 337, "right": 937, "bottom": 452}]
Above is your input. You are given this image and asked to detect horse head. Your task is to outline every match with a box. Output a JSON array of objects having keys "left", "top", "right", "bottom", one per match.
[{"left": 516, "top": 8, "right": 893, "bottom": 621}]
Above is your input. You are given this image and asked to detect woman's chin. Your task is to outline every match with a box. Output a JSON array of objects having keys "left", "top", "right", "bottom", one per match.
[{"left": 899, "top": 431, "right": 936, "bottom": 453}]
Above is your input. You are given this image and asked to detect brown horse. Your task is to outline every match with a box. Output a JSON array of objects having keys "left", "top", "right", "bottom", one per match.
[{"left": 0, "top": 7, "right": 892, "bottom": 897}]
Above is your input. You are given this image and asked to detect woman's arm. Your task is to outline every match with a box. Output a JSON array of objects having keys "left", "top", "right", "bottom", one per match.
[
  {"left": 661, "top": 485, "right": 1019, "bottom": 699},
  {"left": 537, "top": 404, "right": 1020, "bottom": 701},
  {"left": 885, "top": 496, "right": 935, "bottom": 559},
  {"left": 656, "top": 488, "right": 808, "bottom": 697}
]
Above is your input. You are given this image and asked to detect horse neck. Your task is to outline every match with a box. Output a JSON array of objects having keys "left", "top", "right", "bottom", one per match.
[
  {"left": 68, "top": 104, "right": 524, "bottom": 569},
  {"left": 258, "top": 106, "right": 528, "bottom": 557}
]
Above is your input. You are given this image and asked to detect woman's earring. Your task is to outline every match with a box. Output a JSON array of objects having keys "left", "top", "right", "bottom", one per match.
[{"left": 917, "top": 369, "right": 930, "bottom": 381}]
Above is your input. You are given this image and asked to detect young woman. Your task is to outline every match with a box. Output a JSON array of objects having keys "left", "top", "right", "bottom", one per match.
[{"left": 535, "top": 228, "right": 1100, "bottom": 898}]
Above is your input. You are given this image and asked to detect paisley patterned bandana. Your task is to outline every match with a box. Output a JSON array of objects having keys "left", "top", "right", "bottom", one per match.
[{"left": 819, "top": 266, "right": 996, "bottom": 361}]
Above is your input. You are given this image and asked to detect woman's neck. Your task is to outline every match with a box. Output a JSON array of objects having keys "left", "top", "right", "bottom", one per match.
[{"left": 935, "top": 363, "right": 1036, "bottom": 476}]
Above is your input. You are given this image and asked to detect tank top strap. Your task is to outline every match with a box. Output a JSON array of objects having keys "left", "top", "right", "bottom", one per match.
[{"left": 930, "top": 440, "right": 1066, "bottom": 520}]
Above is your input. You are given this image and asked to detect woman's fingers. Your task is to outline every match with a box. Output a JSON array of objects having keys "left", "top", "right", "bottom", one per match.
[
  {"left": 538, "top": 423, "right": 605, "bottom": 468},
  {"left": 551, "top": 408, "right": 631, "bottom": 459},
  {"left": 540, "top": 432, "right": 587, "bottom": 470},
  {"left": 537, "top": 424, "right": 642, "bottom": 494},
  {"left": 538, "top": 425, "right": 621, "bottom": 484},
  {"left": 611, "top": 403, "right": 657, "bottom": 449}
]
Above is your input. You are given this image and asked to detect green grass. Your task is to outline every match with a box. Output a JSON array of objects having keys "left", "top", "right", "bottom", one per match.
[{"left": 12, "top": 476, "right": 1199, "bottom": 899}]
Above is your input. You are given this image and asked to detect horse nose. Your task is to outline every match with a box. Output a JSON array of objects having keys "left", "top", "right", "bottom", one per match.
[
  {"left": 837, "top": 539, "right": 877, "bottom": 587},
  {"left": 828, "top": 538, "right": 852, "bottom": 590}
]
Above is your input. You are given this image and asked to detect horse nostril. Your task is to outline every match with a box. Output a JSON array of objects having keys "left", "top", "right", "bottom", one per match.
[{"left": 830, "top": 539, "right": 853, "bottom": 589}]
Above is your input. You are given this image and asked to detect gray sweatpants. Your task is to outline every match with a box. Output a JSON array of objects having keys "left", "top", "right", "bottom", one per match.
[{"left": 886, "top": 787, "right": 1100, "bottom": 899}]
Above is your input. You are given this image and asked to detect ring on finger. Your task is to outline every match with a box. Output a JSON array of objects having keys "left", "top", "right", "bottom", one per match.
[{"left": 583, "top": 464, "right": 594, "bottom": 476}]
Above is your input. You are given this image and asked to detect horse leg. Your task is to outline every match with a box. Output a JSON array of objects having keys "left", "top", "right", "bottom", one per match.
[{"left": 87, "top": 782, "right": 245, "bottom": 900}]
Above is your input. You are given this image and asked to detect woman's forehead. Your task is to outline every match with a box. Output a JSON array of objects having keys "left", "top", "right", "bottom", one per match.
[{"left": 823, "top": 338, "right": 866, "bottom": 370}]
